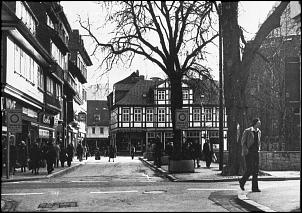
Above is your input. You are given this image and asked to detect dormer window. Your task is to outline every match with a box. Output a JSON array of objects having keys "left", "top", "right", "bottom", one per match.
[{"left": 158, "top": 90, "right": 165, "bottom": 100}]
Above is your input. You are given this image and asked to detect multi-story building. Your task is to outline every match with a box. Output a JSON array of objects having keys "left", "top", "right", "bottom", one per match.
[
  {"left": 86, "top": 100, "right": 110, "bottom": 152},
  {"left": 247, "top": 2, "right": 301, "bottom": 151},
  {"left": 2, "top": 1, "right": 55, "bottom": 150},
  {"left": 66, "top": 29, "right": 92, "bottom": 148},
  {"left": 1, "top": 1, "right": 92, "bottom": 155},
  {"left": 28, "top": 1, "right": 71, "bottom": 146},
  {"left": 107, "top": 71, "right": 228, "bottom": 155}
]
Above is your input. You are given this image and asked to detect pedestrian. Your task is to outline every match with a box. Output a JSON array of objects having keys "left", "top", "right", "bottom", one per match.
[
  {"left": 59, "top": 144, "right": 67, "bottom": 167},
  {"left": 95, "top": 147, "right": 101, "bottom": 160},
  {"left": 203, "top": 139, "right": 213, "bottom": 168},
  {"left": 108, "top": 145, "right": 116, "bottom": 162},
  {"left": 66, "top": 143, "right": 74, "bottom": 167},
  {"left": 130, "top": 145, "right": 136, "bottom": 160},
  {"left": 45, "top": 141, "right": 56, "bottom": 174},
  {"left": 76, "top": 142, "right": 83, "bottom": 162},
  {"left": 29, "top": 143, "right": 41, "bottom": 175},
  {"left": 191, "top": 140, "right": 201, "bottom": 168},
  {"left": 85, "top": 145, "right": 89, "bottom": 160},
  {"left": 40, "top": 142, "right": 47, "bottom": 168},
  {"left": 239, "top": 118, "right": 262, "bottom": 192},
  {"left": 83, "top": 144, "right": 87, "bottom": 160},
  {"left": 165, "top": 142, "right": 173, "bottom": 157},
  {"left": 54, "top": 143, "right": 60, "bottom": 168},
  {"left": 9, "top": 138, "right": 17, "bottom": 175},
  {"left": 18, "top": 140, "right": 28, "bottom": 172},
  {"left": 153, "top": 136, "right": 162, "bottom": 167}
]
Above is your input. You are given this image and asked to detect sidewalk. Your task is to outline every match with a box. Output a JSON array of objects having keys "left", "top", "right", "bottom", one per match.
[
  {"left": 1, "top": 157, "right": 85, "bottom": 182},
  {"left": 139, "top": 157, "right": 300, "bottom": 212}
]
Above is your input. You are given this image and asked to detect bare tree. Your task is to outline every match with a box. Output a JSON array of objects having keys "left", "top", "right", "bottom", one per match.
[
  {"left": 78, "top": 1, "right": 219, "bottom": 157},
  {"left": 221, "top": 2, "right": 290, "bottom": 175}
]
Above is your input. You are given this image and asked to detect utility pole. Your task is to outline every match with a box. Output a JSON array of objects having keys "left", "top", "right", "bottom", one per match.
[{"left": 218, "top": 3, "right": 224, "bottom": 171}]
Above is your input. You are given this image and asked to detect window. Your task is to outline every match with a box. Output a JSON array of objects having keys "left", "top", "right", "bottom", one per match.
[
  {"left": 122, "top": 108, "right": 129, "bottom": 122},
  {"left": 205, "top": 108, "right": 212, "bottom": 121},
  {"left": 92, "top": 127, "right": 95, "bottom": 134},
  {"left": 183, "top": 90, "right": 189, "bottom": 99},
  {"left": 216, "top": 108, "right": 220, "bottom": 121},
  {"left": 14, "top": 44, "right": 20, "bottom": 74},
  {"left": 46, "top": 14, "right": 54, "bottom": 29},
  {"left": 146, "top": 109, "right": 153, "bottom": 122},
  {"left": 100, "top": 127, "right": 104, "bottom": 134},
  {"left": 56, "top": 83, "right": 61, "bottom": 98},
  {"left": 15, "top": 1, "right": 36, "bottom": 35},
  {"left": 158, "top": 108, "right": 165, "bottom": 122},
  {"left": 193, "top": 108, "right": 201, "bottom": 121},
  {"left": 158, "top": 90, "right": 165, "bottom": 100},
  {"left": 37, "top": 67, "right": 44, "bottom": 90},
  {"left": 134, "top": 108, "right": 141, "bottom": 122},
  {"left": 46, "top": 77, "right": 54, "bottom": 94}
]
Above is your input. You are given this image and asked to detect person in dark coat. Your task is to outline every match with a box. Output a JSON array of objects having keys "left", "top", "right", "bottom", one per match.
[
  {"left": 59, "top": 145, "right": 67, "bottom": 167},
  {"left": 165, "top": 142, "right": 173, "bottom": 156},
  {"left": 203, "top": 139, "right": 213, "bottom": 168},
  {"left": 191, "top": 141, "right": 201, "bottom": 168},
  {"left": 108, "top": 145, "right": 116, "bottom": 162},
  {"left": 76, "top": 142, "right": 83, "bottom": 162},
  {"left": 40, "top": 142, "right": 47, "bottom": 168},
  {"left": 130, "top": 145, "right": 136, "bottom": 160},
  {"left": 66, "top": 143, "right": 74, "bottom": 167},
  {"left": 10, "top": 143, "right": 17, "bottom": 175},
  {"left": 18, "top": 141, "right": 28, "bottom": 172},
  {"left": 46, "top": 141, "right": 56, "bottom": 174},
  {"left": 239, "top": 118, "right": 262, "bottom": 192},
  {"left": 29, "top": 143, "right": 41, "bottom": 175},
  {"left": 153, "top": 136, "right": 162, "bottom": 167}
]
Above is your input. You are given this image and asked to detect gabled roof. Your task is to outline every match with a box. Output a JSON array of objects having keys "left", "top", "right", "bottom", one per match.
[
  {"left": 116, "top": 79, "right": 156, "bottom": 106},
  {"left": 87, "top": 100, "right": 109, "bottom": 126}
]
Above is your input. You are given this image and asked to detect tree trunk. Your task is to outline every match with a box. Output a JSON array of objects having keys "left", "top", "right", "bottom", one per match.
[{"left": 169, "top": 73, "right": 183, "bottom": 155}]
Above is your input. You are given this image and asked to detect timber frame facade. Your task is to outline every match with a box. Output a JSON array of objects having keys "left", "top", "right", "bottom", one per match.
[{"left": 108, "top": 71, "right": 228, "bottom": 155}]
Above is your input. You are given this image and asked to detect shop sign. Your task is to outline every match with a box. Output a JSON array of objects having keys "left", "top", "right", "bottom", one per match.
[
  {"left": 7, "top": 109, "right": 22, "bottom": 133},
  {"left": 175, "top": 109, "right": 189, "bottom": 129},
  {"left": 39, "top": 129, "right": 49, "bottom": 138},
  {"left": 53, "top": 117, "right": 59, "bottom": 127}
]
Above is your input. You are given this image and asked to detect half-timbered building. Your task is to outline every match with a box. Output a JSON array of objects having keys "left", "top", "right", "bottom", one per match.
[{"left": 108, "top": 71, "right": 228, "bottom": 155}]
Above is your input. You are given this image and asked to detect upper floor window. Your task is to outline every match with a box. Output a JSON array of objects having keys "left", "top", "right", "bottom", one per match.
[
  {"left": 37, "top": 67, "right": 44, "bottom": 90},
  {"left": 134, "top": 108, "right": 142, "bottom": 122},
  {"left": 100, "top": 127, "right": 104, "bottom": 134},
  {"left": 193, "top": 108, "right": 201, "bottom": 121},
  {"left": 92, "top": 127, "right": 95, "bottom": 134},
  {"left": 158, "top": 108, "right": 165, "bottom": 122},
  {"left": 205, "top": 108, "right": 212, "bottom": 121},
  {"left": 146, "top": 109, "right": 153, "bottom": 122},
  {"left": 46, "top": 77, "right": 54, "bottom": 95},
  {"left": 50, "top": 40, "right": 66, "bottom": 69},
  {"left": 158, "top": 90, "right": 165, "bottom": 100},
  {"left": 15, "top": 1, "right": 36, "bottom": 35},
  {"left": 183, "top": 90, "right": 189, "bottom": 100},
  {"left": 46, "top": 14, "right": 54, "bottom": 29},
  {"left": 122, "top": 108, "right": 130, "bottom": 122}
]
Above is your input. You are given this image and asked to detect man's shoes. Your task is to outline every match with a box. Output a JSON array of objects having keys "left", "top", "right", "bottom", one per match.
[
  {"left": 252, "top": 189, "right": 261, "bottom": 192},
  {"left": 239, "top": 180, "right": 245, "bottom": 191}
]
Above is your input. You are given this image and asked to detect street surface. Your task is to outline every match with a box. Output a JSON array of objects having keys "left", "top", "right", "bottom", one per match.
[{"left": 0, "top": 156, "right": 267, "bottom": 211}]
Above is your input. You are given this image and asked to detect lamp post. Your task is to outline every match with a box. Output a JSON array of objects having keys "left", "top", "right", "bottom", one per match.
[{"left": 218, "top": 3, "right": 224, "bottom": 171}]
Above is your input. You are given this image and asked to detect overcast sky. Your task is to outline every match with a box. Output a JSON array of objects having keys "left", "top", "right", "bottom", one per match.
[{"left": 61, "top": 1, "right": 278, "bottom": 91}]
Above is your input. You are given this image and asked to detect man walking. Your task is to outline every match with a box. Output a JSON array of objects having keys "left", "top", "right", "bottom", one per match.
[{"left": 239, "top": 118, "right": 262, "bottom": 192}]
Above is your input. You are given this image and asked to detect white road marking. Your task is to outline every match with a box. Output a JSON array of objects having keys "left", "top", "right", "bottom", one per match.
[
  {"left": 187, "top": 188, "right": 237, "bottom": 191},
  {"left": 90, "top": 190, "right": 138, "bottom": 194},
  {"left": 2, "top": 192, "right": 44, "bottom": 196},
  {"left": 71, "top": 180, "right": 109, "bottom": 183}
]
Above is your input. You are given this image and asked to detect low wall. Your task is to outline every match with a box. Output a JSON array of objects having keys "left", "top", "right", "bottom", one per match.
[
  {"left": 214, "top": 151, "right": 300, "bottom": 171},
  {"left": 259, "top": 151, "right": 301, "bottom": 171}
]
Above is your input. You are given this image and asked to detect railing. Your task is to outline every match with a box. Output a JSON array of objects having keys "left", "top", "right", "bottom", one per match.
[
  {"left": 64, "top": 71, "right": 77, "bottom": 92},
  {"left": 45, "top": 92, "right": 61, "bottom": 109},
  {"left": 51, "top": 62, "right": 64, "bottom": 81}
]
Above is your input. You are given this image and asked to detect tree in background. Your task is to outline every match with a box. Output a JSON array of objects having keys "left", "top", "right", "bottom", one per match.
[{"left": 78, "top": 1, "right": 219, "bottom": 158}]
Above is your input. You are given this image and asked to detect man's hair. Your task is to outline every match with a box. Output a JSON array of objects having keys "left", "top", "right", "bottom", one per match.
[{"left": 251, "top": 118, "right": 260, "bottom": 126}]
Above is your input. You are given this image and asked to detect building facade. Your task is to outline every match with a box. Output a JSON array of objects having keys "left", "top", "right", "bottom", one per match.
[
  {"left": 108, "top": 71, "right": 228, "bottom": 155},
  {"left": 1, "top": 1, "right": 91, "bottom": 162},
  {"left": 86, "top": 100, "right": 109, "bottom": 152}
]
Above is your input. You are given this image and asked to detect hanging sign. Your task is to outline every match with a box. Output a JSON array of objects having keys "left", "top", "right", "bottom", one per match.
[
  {"left": 7, "top": 109, "right": 22, "bottom": 133},
  {"left": 175, "top": 109, "right": 189, "bottom": 129}
]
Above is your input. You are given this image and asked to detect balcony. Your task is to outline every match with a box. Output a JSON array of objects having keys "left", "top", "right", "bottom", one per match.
[
  {"left": 68, "top": 60, "right": 87, "bottom": 84},
  {"left": 64, "top": 71, "right": 77, "bottom": 95},
  {"left": 45, "top": 92, "right": 61, "bottom": 111},
  {"left": 44, "top": 23, "right": 69, "bottom": 55},
  {"left": 50, "top": 62, "right": 64, "bottom": 81}
]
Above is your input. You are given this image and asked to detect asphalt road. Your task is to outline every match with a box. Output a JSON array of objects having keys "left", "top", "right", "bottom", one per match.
[{"left": 1, "top": 157, "right": 250, "bottom": 212}]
